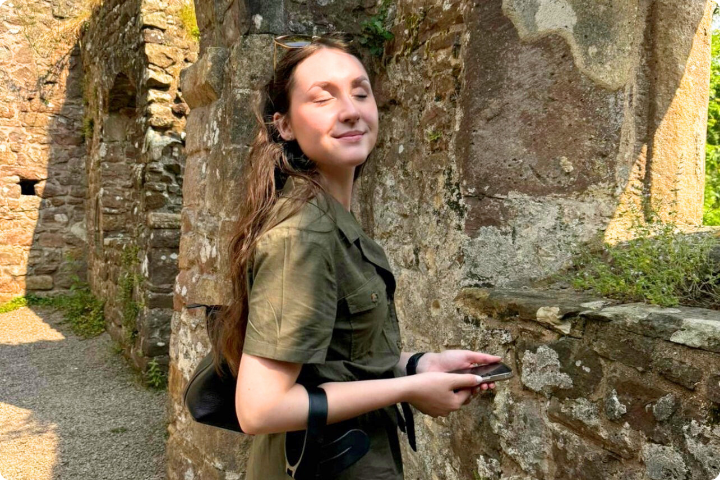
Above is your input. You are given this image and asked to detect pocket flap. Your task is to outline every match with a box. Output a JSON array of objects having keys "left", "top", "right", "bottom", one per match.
[{"left": 345, "top": 275, "right": 385, "bottom": 314}]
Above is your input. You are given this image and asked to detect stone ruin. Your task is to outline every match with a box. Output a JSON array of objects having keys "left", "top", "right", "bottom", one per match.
[{"left": 1, "top": 0, "right": 719, "bottom": 478}]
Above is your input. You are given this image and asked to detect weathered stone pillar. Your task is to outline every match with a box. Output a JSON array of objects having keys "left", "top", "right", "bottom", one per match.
[{"left": 80, "top": 0, "right": 197, "bottom": 371}]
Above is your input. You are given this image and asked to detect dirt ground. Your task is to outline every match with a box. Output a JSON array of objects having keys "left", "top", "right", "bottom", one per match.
[{"left": 0, "top": 306, "right": 167, "bottom": 480}]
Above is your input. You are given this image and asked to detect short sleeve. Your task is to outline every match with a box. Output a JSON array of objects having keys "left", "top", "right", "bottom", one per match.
[{"left": 243, "top": 228, "right": 338, "bottom": 364}]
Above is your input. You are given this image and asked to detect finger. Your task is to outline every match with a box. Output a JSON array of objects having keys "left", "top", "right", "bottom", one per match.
[
  {"left": 450, "top": 373, "right": 485, "bottom": 389},
  {"left": 466, "top": 351, "right": 503, "bottom": 365}
]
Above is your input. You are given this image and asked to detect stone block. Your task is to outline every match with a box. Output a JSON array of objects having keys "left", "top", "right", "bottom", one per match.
[
  {"left": 604, "top": 389, "right": 627, "bottom": 421},
  {"left": 141, "top": 12, "right": 168, "bottom": 30},
  {"left": 455, "top": 287, "right": 611, "bottom": 337},
  {"left": 144, "top": 68, "right": 174, "bottom": 90},
  {"left": 179, "top": 47, "right": 229, "bottom": 109},
  {"left": 669, "top": 318, "right": 720, "bottom": 353},
  {"left": 652, "top": 356, "right": 702, "bottom": 391},
  {"left": 490, "top": 391, "right": 550, "bottom": 476},
  {"left": 147, "top": 249, "right": 179, "bottom": 287},
  {"left": 147, "top": 103, "right": 175, "bottom": 129},
  {"left": 26, "top": 275, "right": 53, "bottom": 290},
  {"left": 707, "top": 374, "right": 720, "bottom": 404},
  {"left": 652, "top": 394, "right": 677, "bottom": 422},
  {"left": 520, "top": 344, "right": 573, "bottom": 396},
  {"left": 581, "top": 304, "right": 720, "bottom": 347},
  {"left": 148, "top": 291, "right": 174, "bottom": 309},
  {"left": 149, "top": 229, "right": 181, "bottom": 249},
  {"left": 247, "top": 0, "right": 285, "bottom": 34},
  {"left": 550, "top": 337, "right": 604, "bottom": 399},
  {"left": 147, "top": 212, "right": 181, "bottom": 229},
  {"left": 641, "top": 443, "right": 687, "bottom": 480},
  {"left": 592, "top": 328, "right": 654, "bottom": 371},
  {"left": 610, "top": 376, "right": 665, "bottom": 436},
  {"left": 147, "top": 89, "right": 173, "bottom": 104},
  {"left": 547, "top": 397, "right": 635, "bottom": 459}
]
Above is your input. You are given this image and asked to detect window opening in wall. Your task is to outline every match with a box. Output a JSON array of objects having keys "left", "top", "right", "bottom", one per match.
[
  {"left": 704, "top": 7, "right": 720, "bottom": 225},
  {"left": 19, "top": 178, "right": 39, "bottom": 196},
  {"left": 108, "top": 72, "right": 137, "bottom": 113}
]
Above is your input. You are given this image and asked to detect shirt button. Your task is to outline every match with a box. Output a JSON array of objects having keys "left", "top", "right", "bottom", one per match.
[{"left": 371, "top": 292, "right": 378, "bottom": 302}]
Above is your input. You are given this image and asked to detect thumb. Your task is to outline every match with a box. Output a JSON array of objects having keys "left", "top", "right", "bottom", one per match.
[{"left": 450, "top": 373, "right": 484, "bottom": 390}]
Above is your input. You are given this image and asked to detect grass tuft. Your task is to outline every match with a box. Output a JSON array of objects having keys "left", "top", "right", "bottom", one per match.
[
  {"left": 556, "top": 214, "right": 720, "bottom": 309},
  {"left": 0, "top": 278, "right": 105, "bottom": 338}
]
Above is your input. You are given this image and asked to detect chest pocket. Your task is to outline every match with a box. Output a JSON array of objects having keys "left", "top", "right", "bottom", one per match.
[{"left": 344, "top": 273, "right": 390, "bottom": 361}]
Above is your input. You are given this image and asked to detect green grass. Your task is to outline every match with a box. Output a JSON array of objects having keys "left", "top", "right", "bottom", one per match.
[
  {"left": 0, "top": 278, "right": 106, "bottom": 338},
  {"left": 0, "top": 296, "right": 29, "bottom": 314},
  {"left": 557, "top": 215, "right": 720, "bottom": 309}
]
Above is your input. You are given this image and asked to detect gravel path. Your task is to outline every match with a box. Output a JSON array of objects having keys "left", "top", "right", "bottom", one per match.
[{"left": 0, "top": 306, "right": 167, "bottom": 480}]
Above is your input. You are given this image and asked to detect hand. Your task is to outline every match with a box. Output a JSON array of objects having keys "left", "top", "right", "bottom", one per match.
[
  {"left": 405, "top": 372, "right": 486, "bottom": 418},
  {"left": 418, "top": 350, "right": 503, "bottom": 402}
]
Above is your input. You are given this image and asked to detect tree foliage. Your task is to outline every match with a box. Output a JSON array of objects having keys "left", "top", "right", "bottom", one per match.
[{"left": 705, "top": 15, "right": 720, "bottom": 225}]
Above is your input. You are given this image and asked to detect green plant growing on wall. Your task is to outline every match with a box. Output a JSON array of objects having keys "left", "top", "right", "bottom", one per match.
[
  {"left": 119, "top": 245, "right": 144, "bottom": 344},
  {"left": 145, "top": 358, "right": 167, "bottom": 389},
  {"left": 178, "top": 0, "right": 200, "bottom": 43},
  {"left": 560, "top": 206, "right": 720, "bottom": 309},
  {"left": 81, "top": 116, "right": 94, "bottom": 144},
  {"left": 359, "top": 0, "right": 395, "bottom": 58},
  {"left": 426, "top": 129, "right": 442, "bottom": 143},
  {"left": 704, "top": 14, "right": 720, "bottom": 225},
  {"left": 442, "top": 165, "right": 468, "bottom": 229},
  {"left": 398, "top": 9, "right": 426, "bottom": 57}
]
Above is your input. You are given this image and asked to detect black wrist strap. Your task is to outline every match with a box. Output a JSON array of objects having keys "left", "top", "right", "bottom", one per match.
[
  {"left": 406, "top": 352, "right": 426, "bottom": 376},
  {"left": 285, "top": 385, "right": 328, "bottom": 478},
  {"left": 306, "top": 385, "right": 328, "bottom": 445}
]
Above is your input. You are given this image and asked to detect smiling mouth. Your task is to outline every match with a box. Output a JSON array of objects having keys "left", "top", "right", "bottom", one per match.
[{"left": 335, "top": 132, "right": 365, "bottom": 140}]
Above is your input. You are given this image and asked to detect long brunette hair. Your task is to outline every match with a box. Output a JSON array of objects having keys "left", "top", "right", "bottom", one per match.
[{"left": 211, "top": 35, "right": 370, "bottom": 376}]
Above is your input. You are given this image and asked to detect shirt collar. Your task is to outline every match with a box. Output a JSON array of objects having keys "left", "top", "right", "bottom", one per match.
[{"left": 280, "top": 176, "right": 362, "bottom": 244}]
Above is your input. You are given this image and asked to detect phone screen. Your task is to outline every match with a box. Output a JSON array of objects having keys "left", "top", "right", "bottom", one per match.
[{"left": 450, "top": 362, "right": 512, "bottom": 377}]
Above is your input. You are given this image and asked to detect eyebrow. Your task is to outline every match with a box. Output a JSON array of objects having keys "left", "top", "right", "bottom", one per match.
[{"left": 306, "top": 76, "right": 370, "bottom": 93}]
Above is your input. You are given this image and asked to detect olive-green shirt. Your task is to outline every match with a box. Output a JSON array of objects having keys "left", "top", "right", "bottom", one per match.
[{"left": 243, "top": 176, "right": 405, "bottom": 480}]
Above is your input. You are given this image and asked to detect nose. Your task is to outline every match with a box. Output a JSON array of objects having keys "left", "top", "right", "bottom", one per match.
[{"left": 337, "top": 93, "right": 360, "bottom": 123}]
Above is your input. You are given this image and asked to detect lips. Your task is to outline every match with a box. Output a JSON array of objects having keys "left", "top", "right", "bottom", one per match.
[{"left": 335, "top": 131, "right": 365, "bottom": 139}]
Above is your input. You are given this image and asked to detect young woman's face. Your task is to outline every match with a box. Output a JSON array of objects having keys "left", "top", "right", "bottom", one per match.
[{"left": 274, "top": 48, "right": 379, "bottom": 175}]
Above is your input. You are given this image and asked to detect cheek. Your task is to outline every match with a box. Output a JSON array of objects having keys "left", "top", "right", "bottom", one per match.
[
  {"left": 294, "top": 109, "right": 331, "bottom": 140},
  {"left": 364, "top": 104, "right": 379, "bottom": 133}
]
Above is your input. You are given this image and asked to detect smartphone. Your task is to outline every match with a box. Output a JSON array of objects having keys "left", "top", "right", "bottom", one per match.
[{"left": 449, "top": 362, "right": 514, "bottom": 383}]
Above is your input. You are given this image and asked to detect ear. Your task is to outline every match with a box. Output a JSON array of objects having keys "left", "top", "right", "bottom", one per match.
[{"left": 272, "top": 112, "right": 295, "bottom": 141}]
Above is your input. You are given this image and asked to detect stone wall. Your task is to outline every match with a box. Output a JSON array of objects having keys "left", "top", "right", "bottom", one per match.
[
  {"left": 0, "top": 0, "right": 89, "bottom": 302},
  {"left": 79, "top": 0, "right": 197, "bottom": 370},
  {"left": 167, "top": 0, "right": 718, "bottom": 479},
  {"left": 452, "top": 287, "right": 720, "bottom": 480}
]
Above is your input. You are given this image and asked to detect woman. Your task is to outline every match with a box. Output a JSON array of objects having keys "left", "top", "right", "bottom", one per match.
[{"left": 213, "top": 34, "right": 502, "bottom": 479}]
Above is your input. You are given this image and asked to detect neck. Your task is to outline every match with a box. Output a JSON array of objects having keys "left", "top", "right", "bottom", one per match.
[{"left": 317, "top": 166, "right": 355, "bottom": 212}]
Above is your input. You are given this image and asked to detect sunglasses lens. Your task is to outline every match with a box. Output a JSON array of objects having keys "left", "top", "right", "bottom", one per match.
[
  {"left": 276, "top": 35, "right": 313, "bottom": 48},
  {"left": 284, "top": 41, "right": 311, "bottom": 48}
]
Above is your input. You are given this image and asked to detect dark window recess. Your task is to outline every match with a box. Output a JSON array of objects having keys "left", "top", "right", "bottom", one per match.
[{"left": 19, "top": 179, "right": 39, "bottom": 196}]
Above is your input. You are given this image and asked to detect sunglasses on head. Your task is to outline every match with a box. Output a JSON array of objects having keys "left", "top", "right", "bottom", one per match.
[{"left": 272, "top": 33, "right": 354, "bottom": 69}]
